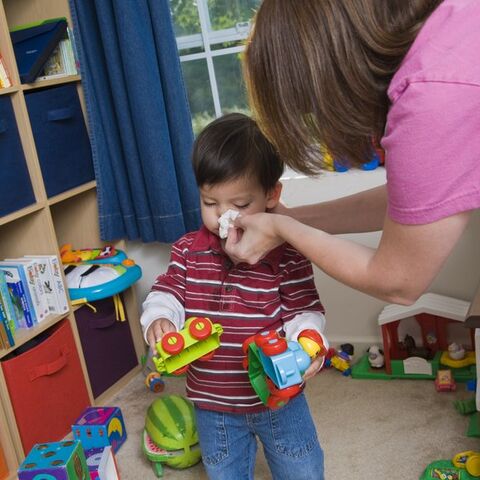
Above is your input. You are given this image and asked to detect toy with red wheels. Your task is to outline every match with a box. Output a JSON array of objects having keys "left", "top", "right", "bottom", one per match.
[
  {"left": 152, "top": 317, "right": 223, "bottom": 376},
  {"left": 242, "top": 329, "right": 326, "bottom": 409}
]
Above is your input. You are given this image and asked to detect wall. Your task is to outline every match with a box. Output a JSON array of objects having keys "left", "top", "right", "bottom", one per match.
[{"left": 128, "top": 167, "right": 480, "bottom": 348}]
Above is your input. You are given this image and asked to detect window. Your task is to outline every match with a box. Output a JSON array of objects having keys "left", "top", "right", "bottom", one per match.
[{"left": 170, "top": 0, "right": 261, "bottom": 134}]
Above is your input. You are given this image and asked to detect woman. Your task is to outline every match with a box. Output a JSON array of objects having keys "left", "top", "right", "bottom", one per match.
[{"left": 225, "top": 0, "right": 480, "bottom": 305}]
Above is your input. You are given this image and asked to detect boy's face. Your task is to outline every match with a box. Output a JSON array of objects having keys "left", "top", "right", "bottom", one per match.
[{"left": 199, "top": 176, "right": 282, "bottom": 237}]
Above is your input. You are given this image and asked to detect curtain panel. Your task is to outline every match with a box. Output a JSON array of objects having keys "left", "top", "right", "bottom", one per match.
[{"left": 69, "top": 0, "right": 201, "bottom": 242}]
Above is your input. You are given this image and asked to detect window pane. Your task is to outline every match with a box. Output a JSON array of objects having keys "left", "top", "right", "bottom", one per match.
[
  {"left": 170, "top": 0, "right": 201, "bottom": 37},
  {"left": 181, "top": 59, "right": 216, "bottom": 135},
  {"left": 207, "top": 0, "right": 261, "bottom": 31},
  {"left": 213, "top": 53, "right": 249, "bottom": 114}
]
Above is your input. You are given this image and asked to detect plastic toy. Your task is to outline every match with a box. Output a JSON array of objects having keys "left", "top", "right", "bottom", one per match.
[
  {"left": 152, "top": 317, "right": 223, "bottom": 375},
  {"left": 85, "top": 446, "right": 120, "bottom": 480},
  {"left": 435, "top": 369, "right": 457, "bottom": 392},
  {"left": 72, "top": 407, "right": 126, "bottom": 454},
  {"left": 143, "top": 395, "right": 201, "bottom": 478},
  {"left": 325, "top": 343, "right": 354, "bottom": 376},
  {"left": 18, "top": 440, "right": 89, "bottom": 479},
  {"left": 353, "top": 293, "right": 476, "bottom": 381},
  {"left": 242, "top": 329, "right": 326, "bottom": 409},
  {"left": 367, "top": 345, "right": 384, "bottom": 368},
  {"left": 420, "top": 460, "right": 477, "bottom": 480},
  {"left": 61, "top": 244, "right": 142, "bottom": 302},
  {"left": 453, "top": 451, "right": 480, "bottom": 477},
  {"left": 141, "top": 351, "right": 166, "bottom": 393}
]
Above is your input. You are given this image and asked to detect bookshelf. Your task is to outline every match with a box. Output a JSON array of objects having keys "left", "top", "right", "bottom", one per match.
[{"left": 0, "top": 0, "right": 145, "bottom": 477}]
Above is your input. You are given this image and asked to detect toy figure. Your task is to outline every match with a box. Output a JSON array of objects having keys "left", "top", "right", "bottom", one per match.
[
  {"left": 367, "top": 345, "right": 384, "bottom": 368},
  {"left": 448, "top": 342, "right": 466, "bottom": 361}
]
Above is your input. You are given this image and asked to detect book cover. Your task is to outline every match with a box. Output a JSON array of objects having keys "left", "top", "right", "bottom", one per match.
[
  {"left": 0, "top": 263, "right": 36, "bottom": 326},
  {"left": 0, "top": 270, "right": 16, "bottom": 336},
  {"left": 24, "top": 256, "right": 61, "bottom": 314},
  {"left": 0, "top": 294, "right": 14, "bottom": 348},
  {"left": 5, "top": 259, "right": 49, "bottom": 322},
  {"left": 10, "top": 18, "right": 68, "bottom": 83},
  {"left": 0, "top": 54, "right": 12, "bottom": 88},
  {"left": 8, "top": 281, "right": 29, "bottom": 328},
  {"left": 25, "top": 255, "right": 69, "bottom": 314}
]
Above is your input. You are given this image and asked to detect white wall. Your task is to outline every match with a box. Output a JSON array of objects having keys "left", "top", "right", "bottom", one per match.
[{"left": 128, "top": 168, "right": 480, "bottom": 348}]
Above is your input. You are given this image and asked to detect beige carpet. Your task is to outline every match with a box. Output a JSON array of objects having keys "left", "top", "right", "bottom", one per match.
[{"left": 111, "top": 369, "right": 479, "bottom": 480}]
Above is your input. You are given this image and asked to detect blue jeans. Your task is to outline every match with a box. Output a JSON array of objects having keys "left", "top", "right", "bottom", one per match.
[{"left": 195, "top": 394, "right": 324, "bottom": 480}]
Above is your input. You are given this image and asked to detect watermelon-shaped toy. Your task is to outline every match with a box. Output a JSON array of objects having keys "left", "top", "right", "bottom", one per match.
[{"left": 143, "top": 395, "right": 201, "bottom": 477}]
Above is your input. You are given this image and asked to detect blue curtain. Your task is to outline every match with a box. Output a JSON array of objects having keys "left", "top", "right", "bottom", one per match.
[{"left": 69, "top": 0, "right": 201, "bottom": 242}]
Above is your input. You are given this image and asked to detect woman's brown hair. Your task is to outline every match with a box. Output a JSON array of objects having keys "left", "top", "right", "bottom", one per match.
[{"left": 244, "top": 0, "right": 442, "bottom": 173}]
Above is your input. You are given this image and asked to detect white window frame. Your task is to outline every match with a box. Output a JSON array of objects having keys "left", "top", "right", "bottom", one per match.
[{"left": 175, "top": 0, "right": 252, "bottom": 117}]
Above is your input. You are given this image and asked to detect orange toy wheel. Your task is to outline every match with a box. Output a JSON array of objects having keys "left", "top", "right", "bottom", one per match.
[
  {"left": 172, "top": 364, "right": 189, "bottom": 375},
  {"left": 266, "top": 377, "right": 302, "bottom": 399},
  {"left": 161, "top": 332, "right": 185, "bottom": 355},
  {"left": 254, "top": 330, "right": 279, "bottom": 348},
  {"left": 267, "top": 395, "right": 288, "bottom": 410},
  {"left": 261, "top": 337, "right": 288, "bottom": 357},
  {"left": 188, "top": 317, "right": 213, "bottom": 340},
  {"left": 198, "top": 350, "right": 216, "bottom": 361},
  {"left": 242, "top": 335, "right": 256, "bottom": 354}
]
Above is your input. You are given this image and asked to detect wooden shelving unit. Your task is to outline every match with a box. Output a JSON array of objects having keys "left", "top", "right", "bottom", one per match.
[{"left": 0, "top": 1, "right": 145, "bottom": 477}]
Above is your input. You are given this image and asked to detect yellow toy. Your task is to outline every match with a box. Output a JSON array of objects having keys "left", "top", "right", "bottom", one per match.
[
  {"left": 453, "top": 451, "right": 480, "bottom": 477},
  {"left": 440, "top": 350, "right": 476, "bottom": 369}
]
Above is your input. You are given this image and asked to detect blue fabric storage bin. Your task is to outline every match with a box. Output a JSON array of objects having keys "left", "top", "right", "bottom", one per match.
[
  {"left": 0, "top": 96, "right": 35, "bottom": 216},
  {"left": 25, "top": 84, "right": 95, "bottom": 197}
]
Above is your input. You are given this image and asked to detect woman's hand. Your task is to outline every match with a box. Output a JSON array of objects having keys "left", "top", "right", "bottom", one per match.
[{"left": 224, "top": 212, "right": 285, "bottom": 264}]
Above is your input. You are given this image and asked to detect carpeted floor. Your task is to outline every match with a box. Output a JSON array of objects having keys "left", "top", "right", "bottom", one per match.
[{"left": 111, "top": 368, "right": 479, "bottom": 480}]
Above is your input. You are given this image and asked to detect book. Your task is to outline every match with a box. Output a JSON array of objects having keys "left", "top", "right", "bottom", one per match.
[
  {"left": 0, "top": 293, "right": 14, "bottom": 348},
  {"left": 4, "top": 259, "right": 49, "bottom": 322},
  {"left": 26, "top": 255, "right": 69, "bottom": 315},
  {"left": 0, "top": 264, "right": 34, "bottom": 327},
  {"left": 0, "top": 270, "right": 17, "bottom": 337},
  {"left": 0, "top": 54, "right": 12, "bottom": 88}
]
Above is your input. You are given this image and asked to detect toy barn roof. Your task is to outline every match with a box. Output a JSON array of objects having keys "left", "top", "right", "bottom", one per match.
[{"left": 378, "top": 293, "right": 470, "bottom": 326}]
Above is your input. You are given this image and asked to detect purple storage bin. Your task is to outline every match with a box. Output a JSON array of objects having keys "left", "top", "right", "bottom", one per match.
[{"left": 75, "top": 296, "right": 138, "bottom": 398}]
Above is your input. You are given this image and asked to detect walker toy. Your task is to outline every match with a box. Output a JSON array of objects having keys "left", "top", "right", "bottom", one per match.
[
  {"left": 242, "top": 329, "right": 326, "bottom": 409},
  {"left": 61, "top": 244, "right": 142, "bottom": 302},
  {"left": 152, "top": 317, "right": 223, "bottom": 375}
]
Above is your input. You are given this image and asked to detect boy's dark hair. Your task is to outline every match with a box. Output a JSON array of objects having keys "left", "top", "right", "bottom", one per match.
[{"left": 192, "top": 113, "right": 284, "bottom": 192}]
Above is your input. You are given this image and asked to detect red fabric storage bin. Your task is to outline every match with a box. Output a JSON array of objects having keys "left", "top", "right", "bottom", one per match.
[{"left": 1, "top": 319, "right": 90, "bottom": 454}]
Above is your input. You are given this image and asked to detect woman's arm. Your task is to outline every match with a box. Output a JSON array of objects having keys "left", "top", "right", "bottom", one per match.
[
  {"left": 226, "top": 210, "right": 472, "bottom": 304},
  {"left": 280, "top": 184, "right": 387, "bottom": 234}
]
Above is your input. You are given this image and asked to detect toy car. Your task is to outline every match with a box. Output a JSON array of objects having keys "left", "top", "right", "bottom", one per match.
[
  {"left": 243, "top": 329, "right": 326, "bottom": 409},
  {"left": 152, "top": 317, "right": 223, "bottom": 375},
  {"left": 435, "top": 369, "right": 456, "bottom": 392}
]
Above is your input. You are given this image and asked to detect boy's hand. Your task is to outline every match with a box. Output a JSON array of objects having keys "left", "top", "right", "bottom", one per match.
[
  {"left": 147, "top": 318, "right": 176, "bottom": 353},
  {"left": 303, "top": 356, "right": 325, "bottom": 381}
]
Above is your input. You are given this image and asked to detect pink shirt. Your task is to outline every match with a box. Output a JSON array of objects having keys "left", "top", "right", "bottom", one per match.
[{"left": 382, "top": 0, "right": 480, "bottom": 224}]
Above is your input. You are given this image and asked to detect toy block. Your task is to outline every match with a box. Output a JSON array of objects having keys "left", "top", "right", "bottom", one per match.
[
  {"left": 18, "top": 440, "right": 88, "bottom": 480},
  {"left": 85, "top": 447, "right": 120, "bottom": 480},
  {"left": 72, "top": 407, "right": 126, "bottom": 454}
]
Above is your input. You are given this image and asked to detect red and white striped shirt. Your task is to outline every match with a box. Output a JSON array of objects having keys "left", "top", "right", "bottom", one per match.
[{"left": 142, "top": 226, "right": 326, "bottom": 413}]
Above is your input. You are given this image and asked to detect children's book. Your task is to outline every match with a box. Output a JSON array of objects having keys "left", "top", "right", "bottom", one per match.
[
  {"left": 0, "top": 263, "right": 36, "bottom": 326},
  {"left": 0, "top": 295, "right": 14, "bottom": 348},
  {"left": 25, "top": 255, "right": 69, "bottom": 315},
  {"left": 0, "top": 270, "right": 17, "bottom": 334},
  {"left": 4, "top": 259, "right": 49, "bottom": 322}
]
